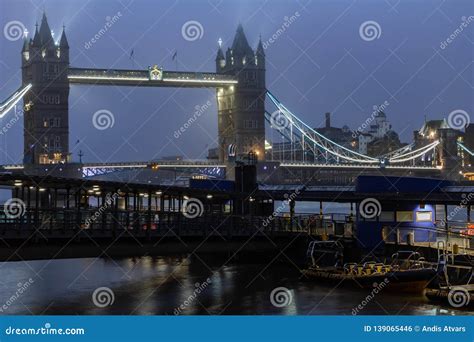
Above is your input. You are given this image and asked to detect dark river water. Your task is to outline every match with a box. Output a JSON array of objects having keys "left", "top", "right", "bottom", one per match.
[{"left": 0, "top": 256, "right": 471, "bottom": 316}]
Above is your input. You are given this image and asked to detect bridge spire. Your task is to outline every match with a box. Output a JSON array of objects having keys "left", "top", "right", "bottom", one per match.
[
  {"left": 231, "top": 24, "right": 253, "bottom": 57},
  {"left": 39, "top": 11, "right": 53, "bottom": 46},
  {"left": 215, "top": 40, "right": 225, "bottom": 70},
  {"left": 32, "top": 22, "right": 41, "bottom": 46},
  {"left": 60, "top": 25, "right": 69, "bottom": 48}
]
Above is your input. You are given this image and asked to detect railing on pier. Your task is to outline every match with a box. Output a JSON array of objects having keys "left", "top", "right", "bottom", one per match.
[
  {"left": 383, "top": 224, "right": 474, "bottom": 255},
  {"left": 0, "top": 207, "right": 315, "bottom": 240}
]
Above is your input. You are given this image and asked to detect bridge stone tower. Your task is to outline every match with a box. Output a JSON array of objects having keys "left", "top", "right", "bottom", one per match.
[
  {"left": 21, "top": 13, "right": 70, "bottom": 165},
  {"left": 438, "top": 128, "right": 462, "bottom": 181},
  {"left": 216, "top": 25, "right": 266, "bottom": 163}
]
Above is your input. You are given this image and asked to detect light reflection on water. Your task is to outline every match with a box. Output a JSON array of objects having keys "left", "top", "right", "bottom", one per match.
[{"left": 0, "top": 256, "right": 470, "bottom": 316}]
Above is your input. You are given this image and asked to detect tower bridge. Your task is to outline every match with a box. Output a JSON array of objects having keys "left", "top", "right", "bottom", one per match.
[
  {"left": 67, "top": 67, "right": 238, "bottom": 88},
  {"left": 0, "top": 12, "right": 469, "bottom": 184}
]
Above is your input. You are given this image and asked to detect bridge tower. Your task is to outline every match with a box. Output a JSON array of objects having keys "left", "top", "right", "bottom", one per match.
[
  {"left": 438, "top": 128, "right": 461, "bottom": 180},
  {"left": 21, "top": 13, "right": 70, "bottom": 165},
  {"left": 216, "top": 25, "right": 266, "bottom": 163}
]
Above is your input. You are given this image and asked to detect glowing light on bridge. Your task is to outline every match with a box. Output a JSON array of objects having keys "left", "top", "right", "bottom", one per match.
[
  {"left": 458, "top": 142, "right": 474, "bottom": 156},
  {"left": 266, "top": 91, "right": 441, "bottom": 167},
  {"left": 0, "top": 84, "right": 32, "bottom": 118},
  {"left": 163, "top": 78, "right": 237, "bottom": 84}
]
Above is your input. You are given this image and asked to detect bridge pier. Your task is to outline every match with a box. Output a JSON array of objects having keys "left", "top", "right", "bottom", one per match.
[{"left": 438, "top": 128, "right": 462, "bottom": 181}]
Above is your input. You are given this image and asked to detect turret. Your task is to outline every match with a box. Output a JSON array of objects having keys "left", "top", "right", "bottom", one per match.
[
  {"left": 255, "top": 36, "right": 265, "bottom": 69},
  {"left": 59, "top": 26, "right": 69, "bottom": 60},
  {"left": 215, "top": 46, "right": 225, "bottom": 70},
  {"left": 215, "top": 24, "right": 266, "bottom": 164},
  {"left": 21, "top": 38, "right": 30, "bottom": 61},
  {"left": 32, "top": 23, "right": 41, "bottom": 47},
  {"left": 230, "top": 24, "right": 255, "bottom": 67},
  {"left": 38, "top": 12, "right": 54, "bottom": 48},
  {"left": 21, "top": 12, "right": 70, "bottom": 165}
]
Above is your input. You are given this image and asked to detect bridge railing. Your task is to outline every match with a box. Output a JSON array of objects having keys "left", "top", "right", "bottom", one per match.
[
  {"left": 382, "top": 224, "right": 474, "bottom": 255},
  {"left": 0, "top": 207, "right": 314, "bottom": 239}
]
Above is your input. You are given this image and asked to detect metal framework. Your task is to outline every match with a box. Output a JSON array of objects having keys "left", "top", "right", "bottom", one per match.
[
  {"left": 0, "top": 84, "right": 32, "bottom": 117},
  {"left": 266, "top": 91, "right": 440, "bottom": 167},
  {"left": 68, "top": 68, "right": 237, "bottom": 88},
  {"left": 458, "top": 142, "right": 474, "bottom": 156}
]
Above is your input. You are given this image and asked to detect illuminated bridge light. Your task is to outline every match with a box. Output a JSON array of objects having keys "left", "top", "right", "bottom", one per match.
[
  {"left": 162, "top": 78, "right": 237, "bottom": 84},
  {"left": 68, "top": 75, "right": 149, "bottom": 82},
  {"left": 0, "top": 84, "right": 32, "bottom": 118}
]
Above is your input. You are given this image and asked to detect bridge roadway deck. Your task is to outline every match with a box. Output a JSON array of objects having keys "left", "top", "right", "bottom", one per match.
[{"left": 68, "top": 68, "right": 238, "bottom": 88}]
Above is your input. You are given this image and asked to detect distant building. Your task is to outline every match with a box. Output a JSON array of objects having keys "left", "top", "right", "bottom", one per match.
[
  {"left": 367, "top": 131, "right": 403, "bottom": 157},
  {"left": 416, "top": 119, "right": 450, "bottom": 141},
  {"left": 465, "top": 124, "right": 474, "bottom": 166},
  {"left": 413, "top": 119, "right": 450, "bottom": 166},
  {"left": 357, "top": 111, "right": 403, "bottom": 156},
  {"left": 315, "top": 113, "right": 357, "bottom": 149},
  {"left": 268, "top": 112, "right": 357, "bottom": 162}
]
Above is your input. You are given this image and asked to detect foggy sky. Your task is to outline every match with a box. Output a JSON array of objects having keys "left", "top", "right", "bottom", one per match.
[{"left": 0, "top": 0, "right": 472, "bottom": 164}]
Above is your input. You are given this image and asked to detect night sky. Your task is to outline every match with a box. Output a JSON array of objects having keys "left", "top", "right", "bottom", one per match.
[{"left": 0, "top": 0, "right": 472, "bottom": 164}]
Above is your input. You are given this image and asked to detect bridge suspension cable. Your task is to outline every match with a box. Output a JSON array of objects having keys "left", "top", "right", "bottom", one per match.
[
  {"left": 379, "top": 143, "right": 414, "bottom": 159},
  {"left": 387, "top": 140, "right": 440, "bottom": 163},
  {"left": 458, "top": 142, "right": 474, "bottom": 156},
  {"left": 266, "top": 91, "right": 379, "bottom": 164},
  {"left": 0, "top": 84, "right": 32, "bottom": 118},
  {"left": 266, "top": 90, "right": 441, "bottom": 166}
]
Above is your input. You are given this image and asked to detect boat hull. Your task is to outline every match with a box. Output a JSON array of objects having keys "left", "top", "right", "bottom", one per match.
[
  {"left": 301, "top": 268, "right": 435, "bottom": 293},
  {"left": 425, "top": 288, "right": 473, "bottom": 309}
]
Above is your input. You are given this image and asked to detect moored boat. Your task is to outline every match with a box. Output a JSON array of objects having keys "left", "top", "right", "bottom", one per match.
[{"left": 301, "top": 241, "right": 436, "bottom": 293}]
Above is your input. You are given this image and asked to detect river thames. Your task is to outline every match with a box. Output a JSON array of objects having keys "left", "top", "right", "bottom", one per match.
[{"left": 0, "top": 256, "right": 471, "bottom": 316}]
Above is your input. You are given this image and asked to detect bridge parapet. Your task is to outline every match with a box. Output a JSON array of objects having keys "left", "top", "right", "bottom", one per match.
[{"left": 68, "top": 67, "right": 237, "bottom": 88}]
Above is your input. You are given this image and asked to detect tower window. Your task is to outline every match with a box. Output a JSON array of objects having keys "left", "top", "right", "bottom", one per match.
[
  {"left": 42, "top": 94, "right": 60, "bottom": 104},
  {"left": 244, "top": 120, "right": 258, "bottom": 129}
]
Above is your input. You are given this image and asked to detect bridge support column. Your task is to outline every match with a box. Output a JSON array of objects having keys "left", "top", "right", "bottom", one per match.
[
  {"left": 438, "top": 128, "right": 461, "bottom": 181},
  {"left": 216, "top": 25, "right": 266, "bottom": 163}
]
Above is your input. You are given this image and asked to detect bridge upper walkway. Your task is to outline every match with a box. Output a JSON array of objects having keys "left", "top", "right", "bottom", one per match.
[{"left": 68, "top": 67, "right": 238, "bottom": 88}]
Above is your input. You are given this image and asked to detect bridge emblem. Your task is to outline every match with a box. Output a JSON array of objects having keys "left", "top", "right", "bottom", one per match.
[{"left": 148, "top": 65, "right": 163, "bottom": 81}]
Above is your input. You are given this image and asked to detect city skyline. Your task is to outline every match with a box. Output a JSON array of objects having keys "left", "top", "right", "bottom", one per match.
[{"left": 0, "top": 0, "right": 472, "bottom": 164}]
